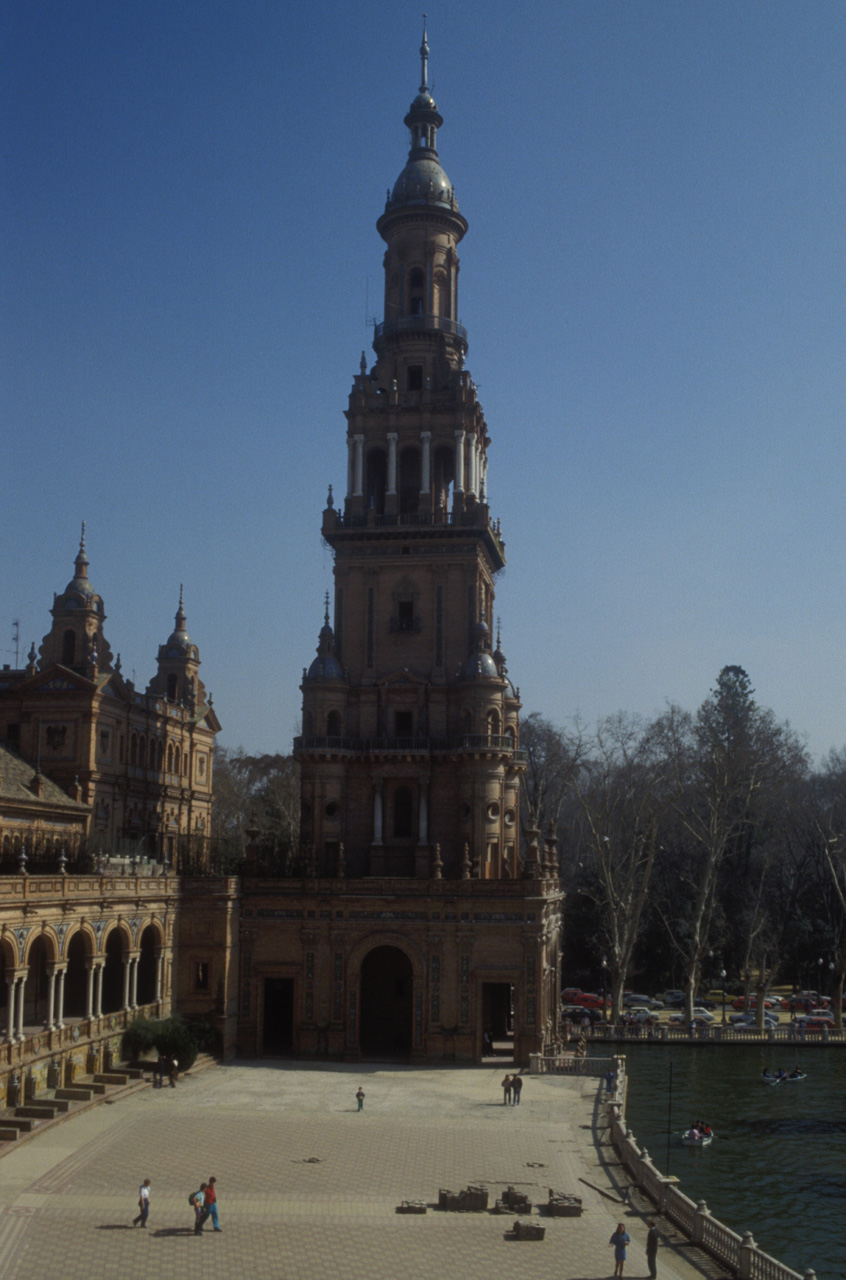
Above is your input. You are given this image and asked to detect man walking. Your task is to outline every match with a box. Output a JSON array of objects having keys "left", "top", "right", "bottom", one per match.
[
  {"left": 132, "top": 1178, "right": 151, "bottom": 1228},
  {"left": 204, "top": 1176, "right": 222, "bottom": 1231},
  {"left": 501, "top": 1073, "right": 512, "bottom": 1104},
  {"left": 511, "top": 1075, "right": 523, "bottom": 1105},
  {"left": 646, "top": 1218, "right": 659, "bottom": 1279}
]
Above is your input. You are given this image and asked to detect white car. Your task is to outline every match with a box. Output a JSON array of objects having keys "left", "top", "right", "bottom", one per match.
[
  {"left": 730, "top": 1011, "right": 779, "bottom": 1028},
  {"left": 669, "top": 1007, "right": 715, "bottom": 1024}
]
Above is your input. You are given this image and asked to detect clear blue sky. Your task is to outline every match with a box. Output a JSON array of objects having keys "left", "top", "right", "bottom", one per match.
[{"left": 4, "top": 1, "right": 846, "bottom": 762}]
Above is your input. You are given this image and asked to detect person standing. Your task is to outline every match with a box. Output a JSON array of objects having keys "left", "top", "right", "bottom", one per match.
[
  {"left": 501, "top": 1073, "right": 512, "bottom": 1104},
  {"left": 168, "top": 1054, "right": 179, "bottom": 1087},
  {"left": 609, "top": 1222, "right": 630, "bottom": 1277},
  {"left": 646, "top": 1218, "right": 659, "bottom": 1279},
  {"left": 605, "top": 1068, "right": 616, "bottom": 1095},
  {"left": 204, "top": 1176, "right": 222, "bottom": 1231},
  {"left": 192, "top": 1182, "right": 207, "bottom": 1234},
  {"left": 132, "top": 1179, "right": 151, "bottom": 1228},
  {"left": 511, "top": 1075, "right": 523, "bottom": 1105},
  {"left": 355, "top": 1086, "right": 365, "bottom": 1111}
]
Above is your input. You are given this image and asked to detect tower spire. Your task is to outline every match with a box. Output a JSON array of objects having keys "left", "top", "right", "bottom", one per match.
[
  {"left": 419, "top": 14, "right": 429, "bottom": 93},
  {"left": 74, "top": 520, "right": 89, "bottom": 581}
]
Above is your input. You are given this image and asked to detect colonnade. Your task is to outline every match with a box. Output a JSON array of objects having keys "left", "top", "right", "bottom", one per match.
[
  {"left": 347, "top": 430, "right": 487, "bottom": 504},
  {"left": 2, "top": 949, "right": 165, "bottom": 1044}
]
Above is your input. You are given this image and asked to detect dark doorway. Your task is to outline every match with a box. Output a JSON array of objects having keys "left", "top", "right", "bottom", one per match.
[
  {"left": 359, "top": 946, "right": 413, "bottom": 1059},
  {"left": 482, "top": 981, "right": 513, "bottom": 1044},
  {"left": 102, "top": 929, "right": 125, "bottom": 1014},
  {"left": 137, "top": 926, "right": 157, "bottom": 1005},
  {"left": 64, "top": 932, "right": 89, "bottom": 1018},
  {"left": 263, "top": 978, "right": 294, "bottom": 1054}
]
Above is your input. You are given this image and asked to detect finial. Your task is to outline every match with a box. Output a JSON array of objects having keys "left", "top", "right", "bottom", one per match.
[
  {"left": 74, "top": 521, "right": 89, "bottom": 577},
  {"left": 496, "top": 617, "right": 502, "bottom": 649},
  {"left": 420, "top": 14, "right": 429, "bottom": 92},
  {"left": 179, "top": 583, "right": 184, "bottom": 609},
  {"left": 115, "top": 653, "right": 122, "bottom": 672},
  {"left": 80, "top": 521, "right": 86, "bottom": 552},
  {"left": 360, "top": 350, "right": 367, "bottom": 375},
  {"left": 324, "top": 591, "right": 330, "bottom": 626},
  {"left": 326, "top": 483, "right": 334, "bottom": 509}
]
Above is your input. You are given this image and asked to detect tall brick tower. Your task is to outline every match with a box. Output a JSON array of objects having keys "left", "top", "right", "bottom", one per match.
[
  {"left": 300, "top": 22, "right": 522, "bottom": 883},
  {"left": 241, "top": 25, "right": 563, "bottom": 1065}
]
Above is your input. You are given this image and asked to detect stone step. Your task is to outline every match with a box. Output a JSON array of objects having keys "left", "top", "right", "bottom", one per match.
[
  {"left": 0, "top": 1128, "right": 20, "bottom": 1142},
  {"left": 55, "top": 1087, "right": 94, "bottom": 1102},
  {"left": 93, "top": 1073, "right": 129, "bottom": 1086},
  {"left": 15, "top": 1104, "right": 61, "bottom": 1119},
  {"left": 0, "top": 1118, "right": 35, "bottom": 1133}
]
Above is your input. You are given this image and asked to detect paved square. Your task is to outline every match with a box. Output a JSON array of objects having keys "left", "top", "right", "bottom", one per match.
[{"left": 0, "top": 1063, "right": 712, "bottom": 1280}]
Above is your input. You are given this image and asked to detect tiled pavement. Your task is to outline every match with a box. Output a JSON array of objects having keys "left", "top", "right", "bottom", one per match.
[{"left": 0, "top": 1062, "right": 723, "bottom": 1280}]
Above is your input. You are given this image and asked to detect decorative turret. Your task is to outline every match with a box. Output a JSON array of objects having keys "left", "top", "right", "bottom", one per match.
[
  {"left": 147, "top": 586, "right": 204, "bottom": 708},
  {"left": 38, "top": 524, "right": 114, "bottom": 676},
  {"left": 305, "top": 593, "right": 344, "bottom": 681}
]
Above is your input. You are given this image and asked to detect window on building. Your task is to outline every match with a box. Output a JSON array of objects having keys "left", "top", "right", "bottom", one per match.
[
  {"left": 393, "top": 786, "right": 413, "bottom": 838},
  {"left": 407, "top": 364, "right": 423, "bottom": 391},
  {"left": 398, "top": 600, "right": 414, "bottom": 631},
  {"left": 167, "top": 673, "right": 178, "bottom": 700},
  {"left": 62, "top": 630, "right": 76, "bottom": 665},
  {"left": 394, "top": 710, "right": 413, "bottom": 738}
]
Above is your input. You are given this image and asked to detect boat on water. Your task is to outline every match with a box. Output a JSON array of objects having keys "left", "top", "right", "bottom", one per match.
[
  {"left": 762, "top": 1070, "right": 807, "bottom": 1085},
  {"left": 681, "top": 1129, "right": 713, "bottom": 1146}
]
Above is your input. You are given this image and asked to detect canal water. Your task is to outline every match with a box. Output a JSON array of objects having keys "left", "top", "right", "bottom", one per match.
[{"left": 614, "top": 1044, "right": 845, "bottom": 1280}]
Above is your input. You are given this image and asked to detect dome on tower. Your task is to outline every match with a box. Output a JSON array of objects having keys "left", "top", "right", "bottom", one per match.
[
  {"left": 305, "top": 596, "right": 344, "bottom": 680},
  {"left": 389, "top": 156, "right": 455, "bottom": 211},
  {"left": 63, "top": 523, "right": 96, "bottom": 602},
  {"left": 164, "top": 587, "right": 191, "bottom": 654}
]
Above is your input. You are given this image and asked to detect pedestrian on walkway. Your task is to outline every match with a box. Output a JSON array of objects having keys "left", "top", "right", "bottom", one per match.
[
  {"left": 356, "top": 1086, "right": 365, "bottom": 1111},
  {"left": 132, "top": 1178, "right": 151, "bottom": 1228},
  {"left": 646, "top": 1218, "right": 659, "bottom": 1279},
  {"left": 501, "top": 1073, "right": 512, "bottom": 1104},
  {"left": 168, "top": 1054, "right": 179, "bottom": 1087},
  {"left": 511, "top": 1075, "right": 523, "bottom": 1104},
  {"left": 609, "top": 1222, "right": 630, "bottom": 1277},
  {"left": 192, "top": 1182, "right": 207, "bottom": 1234},
  {"left": 605, "top": 1068, "right": 616, "bottom": 1095},
  {"left": 204, "top": 1176, "right": 222, "bottom": 1231}
]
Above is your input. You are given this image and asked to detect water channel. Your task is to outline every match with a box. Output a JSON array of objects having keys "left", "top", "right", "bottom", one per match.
[{"left": 612, "top": 1044, "right": 845, "bottom": 1280}]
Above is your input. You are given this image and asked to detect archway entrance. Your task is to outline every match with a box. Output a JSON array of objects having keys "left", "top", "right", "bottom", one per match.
[
  {"left": 263, "top": 979, "right": 294, "bottom": 1054},
  {"left": 137, "top": 926, "right": 157, "bottom": 1005},
  {"left": 359, "top": 946, "right": 413, "bottom": 1059}
]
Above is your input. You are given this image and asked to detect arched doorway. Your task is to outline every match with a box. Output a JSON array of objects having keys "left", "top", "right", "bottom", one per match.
[
  {"left": 137, "top": 926, "right": 157, "bottom": 1005},
  {"left": 102, "top": 929, "right": 125, "bottom": 1014},
  {"left": 64, "top": 932, "right": 89, "bottom": 1018},
  {"left": 23, "top": 936, "right": 51, "bottom": 1027},
  {"left": 359, "top": 946, "right": 413, "bottom": 1059}
]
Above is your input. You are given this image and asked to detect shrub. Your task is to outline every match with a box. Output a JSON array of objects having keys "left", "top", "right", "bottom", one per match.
[{"left": 123, "top": 1015, "right": 198, "bottom": 1073}]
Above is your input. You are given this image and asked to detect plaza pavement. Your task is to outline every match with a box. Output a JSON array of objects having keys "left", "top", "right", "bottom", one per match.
[{"left": 0, "top": 1061, "right": 725, "bottom": 1280}]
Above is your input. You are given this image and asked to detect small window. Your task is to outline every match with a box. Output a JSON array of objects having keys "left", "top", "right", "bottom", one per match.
[
  {"left": 395, "top": 710, "right": 413, "bottom": 738},
  {"left": 167, "top": 673, "right": 179, "bottom": 700},
  {"left": 407, "top": 364, "right": 423, "bottom": 391},
  {"left": 398, "top": 600, "right": 414, "bottom": 631},
  {"left": 62, "top": 630, "right": 76, "bottom": 665},
  {"left": 394, "top": 786, "right": 414, "bottom": 838}
]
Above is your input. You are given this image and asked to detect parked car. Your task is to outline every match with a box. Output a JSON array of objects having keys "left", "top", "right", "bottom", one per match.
[
  {"left": 624, "top": 1007, "right": 659, "bottom": 1025},
  {"left": 731, "top": 995, "right": 777, "bottom": 1011},
  {"left": 573, "top": 992, "right": 607, "bottom": 1009},
  {"left": 561, "top": 1004, "right": 603, "bottom": 1024},
  {"left": 669, "top": 1007, "right": 715, "bottom": 1024},
  {"left": 792, "top": 1014, "right": 834, "bottom": 1031},
  {"left": 780, "top": 992, "right": 830, "bottom": 1011},
  {"left": 729, "top": 1011, "right": 780, "bottom": 1028},
  {"left": 561, "top": 988, "right": 583, "bottom": 1003},
  {"left": 656, "top": 990, "right": 684, "bottom": 1007},
  {"left": 623, "top": 992, "right": 663, "bottom": 1009}
]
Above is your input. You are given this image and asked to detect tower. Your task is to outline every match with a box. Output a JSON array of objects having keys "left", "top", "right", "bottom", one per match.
[
  {"left": 243, "top": 26, "right": 563, "bottom": 1065},
  {"left": 300, "top": 23, "right": 522, "bottom": 882}
]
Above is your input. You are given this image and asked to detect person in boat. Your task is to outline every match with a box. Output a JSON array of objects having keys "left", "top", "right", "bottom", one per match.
[
  {"left": 776, "top": 1068, "right": 787, "bottom": 1080},
  {"left": 789, "top": 1066, "right": 803, "bottom": 1078},
  {"left": 762, "top": 1068, "right": 772, "bottom": 1078},
  {"left": 686, "top": 1125, "right": 701, "bottom": 1140}
]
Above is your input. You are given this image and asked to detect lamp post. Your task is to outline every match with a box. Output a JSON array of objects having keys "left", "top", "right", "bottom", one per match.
[
  {"left": 720, "top": 969, "right": 727, "bottom": 1025},
  {"left": 818, "top": 957, "right": 823, "bottom": 1002},
  {"left": 601, "top": 955, "right": 608, "bottom": 1023}
]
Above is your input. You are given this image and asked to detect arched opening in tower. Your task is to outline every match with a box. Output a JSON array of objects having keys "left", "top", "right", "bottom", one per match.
[
  {"left": 64, "top": 931, "right": 90, "bottom": 1018},
  {"left": 359, "top": 945, "right": 413, "bottom": 1059},
  {"left": 399, "top": 447, "right": 421, "bottom": 514},
  {"left": 102, "top": 929, "right": 125, "bottom": 1014},
  {"left": 62, "top": 629, "right": 76, "bottom": 666},
  {"left": 366, "top": 448, "right": 387, "bottom": 514},
  {"left": 137, "top": 925, "right": 158, "bottom": 1006},
  {"left": 433, "top": 445, "right": 454, "bottom": 513}
]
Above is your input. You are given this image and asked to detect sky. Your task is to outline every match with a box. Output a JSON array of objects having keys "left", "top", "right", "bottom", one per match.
[{"left": 3, "top": 1, "right": 846, "bottom": 764}]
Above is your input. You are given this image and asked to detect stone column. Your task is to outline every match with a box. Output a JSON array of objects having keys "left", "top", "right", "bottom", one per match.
[
  {"left": 95, "top": 963, "right": 104, "bottom": 1018},
  {"left": 85, "top": 964, "right": 95, "bottom": 1019},
  {"left": 418, "top": 782, "right": 429, "bottom": 843},
  {"left": 420, "top": 431, "right": 431, "bottom": 494},
  {"left": 373, "top": 784, "right": 383, "bottom": 844},
  {"left": 46, "top": 968, "right": 56, "bottom": 1031},
  {"left": 130, "top": 956, "right": 139, "bottom": 1009},
  {"left": 55, "top": 969, "right": 66, "bottom": 1029},
  {"left": 387, "top": 432, "right": 398, "bottom": 496},
  {"left": 122, "top": 957, "right": 131, "bottom": 1011},
  {"left": 466, "top": 432, "right": 477, "bottom": 496},
  {"left": 16, "top": 976, "right": 25, "bottom": 1041},
  {"left": 155, "top": 952, "right": 164, "bottom": 1002},
  {"left": 454, "top": 431, "right": 465, "bottom": 494},
  {"left": 353, "top": 435, "right": 364, "bottom": 497},
  {"left": 346, "top": 437, "right": 354, "bottom": 499},
  {"left": 5, "top": 973, "right": 16, "bottom": 1043}
]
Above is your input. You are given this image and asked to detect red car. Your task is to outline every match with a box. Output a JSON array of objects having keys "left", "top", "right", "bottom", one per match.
[
  {"left": 573, "top": 992, "right": 607, "bottom": 1009},
  {"left": 731, "top": 995, "right": 776, "bottom": 1011}
]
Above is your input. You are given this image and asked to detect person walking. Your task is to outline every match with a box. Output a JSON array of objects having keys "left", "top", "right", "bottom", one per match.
[
  {"left": 501, "top": 1073, "right": 512, "bottom": 1104},
  {"left": 511, "top": 1075, "right": 523, "bottom": 1105},
  {"left": 204, "top": 1176, "right": 222, "bottom": 1231},
  {"left": 609, "top": 1222, "right": 630, "bottom": 1277},
  {"left": 192, "top": 1182, "right": 207, "bottom": 1234},
  {"left": 605, "top": 1068, "right": 616, "bottom": 1095},
  {"left": 355, "top": 1086, "right": 365, "bottom": 1111},
  {"left": 132, "top": 1178, "right": 151, "bottom": 1228},
  {"left": 168, "top": 1054, "right": 179, "bottom": 1087},
  {"left": 646, "top": 1218, "right": 659, "bottom": 1279}
]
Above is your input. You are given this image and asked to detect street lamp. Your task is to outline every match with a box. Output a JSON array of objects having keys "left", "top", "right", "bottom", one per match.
[
  {"left": 818, "top": 957, "right": 823, "bottom": 1000},
  {"left": 601, "top": 955, "right": 608, "bottom": 1023},
  {"left": 720, "top": 969, "right": 727, "bottom": 1025}
]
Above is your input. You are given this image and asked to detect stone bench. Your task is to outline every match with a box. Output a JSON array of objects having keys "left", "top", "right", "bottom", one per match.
[{"left": 55, "top": 1087, "right": 94, "bottom": 1102}]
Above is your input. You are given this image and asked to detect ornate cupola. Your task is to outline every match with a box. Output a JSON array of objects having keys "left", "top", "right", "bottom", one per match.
[
  {"left": 38, "top": 523, "right": 114, "bottom": 676},
  {"left": 148, "top": 586, "right": 204, "bottom": 708}
]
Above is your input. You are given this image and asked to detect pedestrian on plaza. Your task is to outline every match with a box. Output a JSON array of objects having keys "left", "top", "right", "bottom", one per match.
[
  {"left": 609, "top": 1223, "right": 630, "bottom": 1277},
  {"left": 501, "top": 1073, "right": 512, "bottom": 1104},
  {"left": 168, "top": 1054, "right": 179, "bottom": 1087},
  {"left": 132, "top": 1178, "right": 151, "bottom": 1228},
  {"left": 153, "top": 1052, "right": 167, "bottom": 1088},
  {"left": 192, "top": 1182, "right": 207, "bottom": 1234},
  {"left": 203, "top": 1176, "right": 222, "bottom": 1231},
  {"left": 356, "top": 1086, "right": 365, "bottom": 1111},
  {"left": 605, "top": 1068, "right": 616, "bottom": 1095},
  {"left": 646, "top": 1218, "right": 659, "bottom": 1279},
  {"left": 511, "top": 1074, "right": 523, "bottom": 1105}
]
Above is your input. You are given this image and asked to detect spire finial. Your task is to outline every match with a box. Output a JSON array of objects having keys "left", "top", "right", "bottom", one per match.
[
  {"left": 80, "top": 520, "right": 86, "bottom": 553},
  {"left": 419, "top": 14, "right": 429, "bottom": 93},
  {"left": 74, "top": 521, "right": 89, "bottom": 578},
  {"left": 496, "top": 617, "right": 502, "bottom": 649},
  {"left": 324, "top": 591, "right": 330, "bottom": 627}
]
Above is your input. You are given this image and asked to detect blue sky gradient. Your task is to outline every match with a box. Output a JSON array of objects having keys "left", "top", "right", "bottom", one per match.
[{"left": 4, "top": 1, "right": 846, "bottom": 760}]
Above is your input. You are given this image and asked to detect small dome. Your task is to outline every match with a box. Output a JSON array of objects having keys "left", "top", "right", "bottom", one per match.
[
  {"left": 307, "top": 654, "right": 344, "bottom": 680},
  {"left": 64, "top": 576, "right": 95, "bottom": 600},
  {"left": 410, "top": 90, "right": 437, "bottom": 111},
  {"left": 390, "top": 157, "right": 455, "bottom": 210},
  {"left": 463, "top": 651, "right": 499, "bottom": 680}
]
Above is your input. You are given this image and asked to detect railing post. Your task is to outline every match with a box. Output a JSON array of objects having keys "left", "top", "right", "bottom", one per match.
[
  {"left": 693, "top": 1200, "right": 710, "bottom": 1243},
  {"left": 739, "top": 1231, "right": 757, "bottom": 1279}
]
